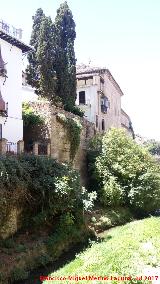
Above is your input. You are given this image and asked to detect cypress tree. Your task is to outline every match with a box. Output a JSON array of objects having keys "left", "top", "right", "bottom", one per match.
[
  {"left": 26, "top": 8, "right": 45, "bottom": 89},
  {"left": 55, "top": 1, "right": 77, "bottom": 110},
  {"left": 36, "top": 17, "right": 57, "bottom": 101}
]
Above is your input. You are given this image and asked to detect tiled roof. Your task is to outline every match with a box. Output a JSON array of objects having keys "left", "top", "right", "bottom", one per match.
[
  {"left": 76, "top": 64, "right": 106, "bottom": 75},
  {"left": 76, "top": 64, "right": 124, "bottom": 96}
]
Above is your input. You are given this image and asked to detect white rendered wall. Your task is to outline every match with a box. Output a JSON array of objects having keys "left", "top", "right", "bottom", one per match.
[
  {"left": 76, "top": 84, "right": 98, "bottom": 123},
  {"left": 102, "top": 73, "right": 121, "bottom": 130},
  {"left": 22, "top": 85, "right": 38, "bottom": 102},
  {"left": 0, "top": 38, "right": 23, "bottom": 145},
  {"left": 76, "top": 73, "right": 122, "bottom": 132}
]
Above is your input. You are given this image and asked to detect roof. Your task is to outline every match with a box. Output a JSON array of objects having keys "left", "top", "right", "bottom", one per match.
[
  {"left": 76, "top": 64, "right": 124, "bottom": 96},
  {"left": 76, "top": 64, "right": 107, "bottom": 75},
  {"left": 0, "top": 29, "right": 33, "bottom": 53}
]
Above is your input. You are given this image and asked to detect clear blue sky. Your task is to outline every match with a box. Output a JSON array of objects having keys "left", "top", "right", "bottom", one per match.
[{"left": 1, "top": 0, "right": 160, "bottom": 139}]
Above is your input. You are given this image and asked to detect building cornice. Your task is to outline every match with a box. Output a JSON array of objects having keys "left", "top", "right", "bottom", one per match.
[
  {"left": 76, "top": 66, "right": 124, "bottom": 96},
  {"left": 0, "top": 29, "right": 33, "bottom": 53}
]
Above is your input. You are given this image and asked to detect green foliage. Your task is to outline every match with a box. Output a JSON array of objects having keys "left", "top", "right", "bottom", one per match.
[
  {"left": 26, "top": 3, "right": 77, "bottom": 110},
  {"left": 36, "top": 16, "right": 57, "bottom": 101},
  {"left": 43, "top": 217, "right": 160, "bottom": 283},
  {"left": 64, "top": 105, "right": 84, "bottom": 117},
  {"left": 55, "top": 1, "right": 77, "bottom": 110},
  {"left": 87, "top": 133, "right": 103, "bottom": 192},
  {"left": 56, "top": 113, "right": 82, "bottom": 160},
  {"left": 22, "top": 102, "right": 44, "bottom": 126},
  {"left": 15, "top": 244, "right": 27, "bottom": 253},
  {"left": 89, "top": 207, "right": 133, "bottom": 231},
  {"left": 95, "top": 128, "right": 160, "bottom": 215},
  {"left": 11, "top": 267, "right": 29, "bottom": 281},
  {"left": 0, "top": 238, "right": 15, "bottom": 249},
  {"left": 46, "top": 211, "right": 87, "bottom": 256},
  {"left": 26, "top": 8, "right": 45, "bottom": 89},
  {"left": 0, "top": 155, "right": 96, "bottom": 230},
  {"left": 144, "top": 139, "right": 160, "bottom": 155},
  {"left": 34, "top": 254, "right": 52, "bottom": 267}
]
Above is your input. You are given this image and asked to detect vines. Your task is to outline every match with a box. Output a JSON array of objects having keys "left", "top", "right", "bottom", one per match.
[
  {"left": 56, "top": 113, "right": 82, "bottom": 160},
  {"left": 22, "top": 103, "right": 44, "bottom": 126}
]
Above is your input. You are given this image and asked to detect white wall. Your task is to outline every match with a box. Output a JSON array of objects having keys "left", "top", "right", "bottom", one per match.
[
  {"left": 22, "top": 85, "right": 38, "bottom": 102},
  {"left": 76, "top": 73, "right": 122, "bottom": 132},
  {"left": 76, "top": 84, "right": 98, "bottom": 123},
  {"left": 0, "top": 38, "right": 23, "bottom": 145},
  {"left": 102, "top": 73, "right": 121, "bottom": 130}
]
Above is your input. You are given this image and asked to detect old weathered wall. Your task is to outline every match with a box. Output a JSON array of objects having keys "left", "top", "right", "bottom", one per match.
[
  {"left": 50, "top": 106, "right": 96, "bottom": 185},
  {"left": 24, "top": 102, "right": 96, "bottom": 184}
]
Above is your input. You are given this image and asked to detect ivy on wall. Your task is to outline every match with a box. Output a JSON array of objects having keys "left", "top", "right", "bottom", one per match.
[
  {"left": 56, "top": 113, "right": 82, "bottom": 160},
  {"left": 22, "top": 103, "right": 44, "bottom": 126}
]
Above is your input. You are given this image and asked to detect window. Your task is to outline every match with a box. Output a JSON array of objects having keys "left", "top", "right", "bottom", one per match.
[
  {"left": 0, "top": 124, "right": 2, "bottom": 139},
  {"left": 102, "top": 119, "right": 105, "bottom": 131},
  {"left": 101, "top": 96, "right": 110, "bottom": 113},
  {"left": 79, "top": 91, "right": 86, "bottom": 105}
]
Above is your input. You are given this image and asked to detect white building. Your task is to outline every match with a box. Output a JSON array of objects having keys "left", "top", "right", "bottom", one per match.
[
  {"left": 0, "top": 21, "right": 32, "bottom": 151},
  {"left": 76, "top": 64, "right": 133, "bottom": 135}
]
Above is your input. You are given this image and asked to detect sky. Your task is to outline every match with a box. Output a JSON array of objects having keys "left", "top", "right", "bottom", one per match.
[{"left": 1, "top": 0, "right": 160, "bottom": 139}]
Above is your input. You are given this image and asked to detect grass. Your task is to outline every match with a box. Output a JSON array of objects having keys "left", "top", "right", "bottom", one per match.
[{"left": 43, "top": 217, "right": 160, "bottom": 284}]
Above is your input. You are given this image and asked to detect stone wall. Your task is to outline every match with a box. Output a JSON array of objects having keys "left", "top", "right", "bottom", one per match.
[
  {"left": 24, "top": 101, "right": 96, "bottom": 185},
  {"left": 50, "top": 106, "right": 96, "bottom": 185},
  {"left": 23, "top": 100, "right": 51, "bottom": 151}
]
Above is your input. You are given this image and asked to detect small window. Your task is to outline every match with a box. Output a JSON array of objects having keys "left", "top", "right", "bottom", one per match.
[
  {"left": 79, "top": 91, "right": 85, "bottom": 105},
  {"left": 0, "top": 124, "right": 2, "bottom": 139},
  {"left": 102, "top": 119, "right": 105, "bottom": 131}
]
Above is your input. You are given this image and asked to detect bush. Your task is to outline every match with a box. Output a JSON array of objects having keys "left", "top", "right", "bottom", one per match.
[
  {"left": 0, "top": 155, "right": 96, "bottom": 231},
  {"left": 94, "top": 128, "right": 160, "bottom": 215},
  {"left": 64, "top": 105, "right": 84, "bottom": 117},
  {"left": 87, "top": 133, "right": 103, "bottom": 192},
  {"left": 11, "top": 267, "right": 29, "bottom": 281},
  {"left": 144, "top": 139, "right": 160, "bottom": 155}
]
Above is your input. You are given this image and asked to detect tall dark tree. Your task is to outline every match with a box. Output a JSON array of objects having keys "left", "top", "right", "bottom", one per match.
[
  {"left": 55, "top": 1, "right": 77, "bottom": 110},
  {"left": 36, "top": 17, "right": 57, "bottom": 101},
  {"left": 26, "top": 8, "right": 45, "bottom": 89}
]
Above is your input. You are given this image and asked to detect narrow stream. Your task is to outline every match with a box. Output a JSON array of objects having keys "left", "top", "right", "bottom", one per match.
[{"left": 13, "top": 241, "right": 89, "bottom": 284}]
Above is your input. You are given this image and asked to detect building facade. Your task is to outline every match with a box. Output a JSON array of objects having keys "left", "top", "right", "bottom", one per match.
[
  {"left": 76, "top": 64, "right": 132, "bottom": 134},
  {"left": 0, "top": 21, "right": 32, "bottom": 151},
  {"left": 121, "top": 109, "right": 134, "bottom": 136},
  {"left": 22, "top": 63, "right": 133, "bottom": 136}
]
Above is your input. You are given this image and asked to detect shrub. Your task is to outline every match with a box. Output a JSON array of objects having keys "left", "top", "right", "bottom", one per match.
[
  {"left": 64, "top": 105, "right": 84, "bottom": 117},
  {"left": 144, "top": 139, "right": 160, "bottom": 155},
  {"left": 11, "top": 267, "right": 29, "bottom": 281},
  {"left": 0, "top": 155, "right": 96, "bottom": 231},
  {"left": 95, "top": 128, "right": 160, "bottom": 215},
  {"left": 87, "top": 133, "right": 103, "bottom": 192}
]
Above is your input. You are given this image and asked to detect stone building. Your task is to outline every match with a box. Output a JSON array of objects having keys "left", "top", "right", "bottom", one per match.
[
  {"left": 121, "top": 109, "right": 134, "bottom": 136},
  {"left": 76, "top": 64, "right": 132, "bottom": 134}
]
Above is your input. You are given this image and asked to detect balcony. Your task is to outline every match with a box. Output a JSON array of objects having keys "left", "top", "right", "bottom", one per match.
[
  {"left": 101, "top": 96, "right": 110, "bottom": 114},
  {"left": 101, "top": 104, "right": 108, "bottom": 114}
]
